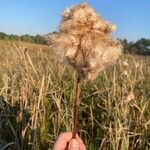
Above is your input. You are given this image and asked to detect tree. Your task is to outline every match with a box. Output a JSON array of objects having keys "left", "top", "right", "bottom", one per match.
[
  {"left": 134, "top": 38, "right": 150, "bottom": 55},
  {"left": 33, "top": 35, "right": 47, "bottom": 45},
  {"left": 121, "top": 39, "right": 134, "bottom": 54},
  {"left": 0, "top": 32, "right": 7, "bottom": 39}
]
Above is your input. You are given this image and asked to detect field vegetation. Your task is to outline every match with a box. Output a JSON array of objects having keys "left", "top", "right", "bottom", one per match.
[{"left": 0, "top": 40, "right": 150, "bottom": 150}]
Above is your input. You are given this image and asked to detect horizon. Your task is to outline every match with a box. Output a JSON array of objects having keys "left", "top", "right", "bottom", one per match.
[
  {"left": 0, "top": 31, "right": 149, "bottom": 43},
  {"left": 0, "top": 0, "right": 150, "bottom": 41}
]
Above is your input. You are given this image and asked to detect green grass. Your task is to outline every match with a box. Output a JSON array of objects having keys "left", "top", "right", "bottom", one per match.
[{"left": 0, "top": 40, "right": 150, "bottom": 150}]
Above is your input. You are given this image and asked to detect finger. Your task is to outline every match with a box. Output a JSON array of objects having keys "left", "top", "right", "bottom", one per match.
[
  {"left": 76, "top": 135, "right": 86, "bottom": 150},
  {"left": 76, "top": 134, "right": 84, "bottom": 145},
  {"left": 79, "top": 144, "right": 86, "bottom": 150},
  {"left": 68, "top": 139, "right": 79, "bottom": 150},
  {"left": 53, "top": 132, "right": 72, "bottom": 150},
  {"left": 59, "top": 132, "right": 72, "bottom": 142}
]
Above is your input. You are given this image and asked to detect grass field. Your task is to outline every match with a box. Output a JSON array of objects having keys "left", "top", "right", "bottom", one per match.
[{"left": 0, "top": 40, "right": 150, "bottom": 150}]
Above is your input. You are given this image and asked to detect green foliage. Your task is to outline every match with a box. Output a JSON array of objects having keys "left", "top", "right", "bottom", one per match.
[
  {"left": 0, "top": 32, "right": 48, "bottom": 45},
  {"left": 0, "top": 32, "right": 7, "bottom": 39},
  {"left": 34, "top": 35, "right": 48, "bottom": 45},
  {"left": 121, "top": 38, "right": 150, "bottom": 55},
  {"left": 134, "top": 38, "right": 150, "bottom": 55}
]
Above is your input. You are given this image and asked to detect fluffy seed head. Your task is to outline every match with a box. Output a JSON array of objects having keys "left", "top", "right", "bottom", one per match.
[{"left": 47, "top": 3, "right": 122, "bottom": 80}]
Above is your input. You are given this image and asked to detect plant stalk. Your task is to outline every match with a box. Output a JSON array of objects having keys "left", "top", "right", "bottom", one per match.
[{"left": 72, "top": 76, "right": 81, "bottom": 139}]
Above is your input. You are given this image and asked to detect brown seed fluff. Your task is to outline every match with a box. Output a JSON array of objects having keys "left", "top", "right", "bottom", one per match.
[{"left": 47, "top": 3, "right": 122, "bottom": 80}]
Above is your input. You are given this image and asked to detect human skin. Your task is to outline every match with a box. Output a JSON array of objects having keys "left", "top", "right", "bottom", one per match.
[{"left": 53, "top": 132, "right": 86, "bottom": 150}]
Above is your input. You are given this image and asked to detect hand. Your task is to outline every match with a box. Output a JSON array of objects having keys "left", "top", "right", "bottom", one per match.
[{"left": 53, "top": 132, "right": 86, "bottom": 150}]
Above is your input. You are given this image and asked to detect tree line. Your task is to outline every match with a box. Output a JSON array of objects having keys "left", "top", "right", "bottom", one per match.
[
  {"left": 0, "top": 32, "right": 47, "bottom": 45},
  {"left": 121, "top": 38, "right": 150, "bottom": 55},
  {"left": 0, "top": 32, "right": 150, "bottom": 55}
]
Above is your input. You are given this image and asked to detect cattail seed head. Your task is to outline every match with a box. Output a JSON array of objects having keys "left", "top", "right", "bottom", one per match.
[{"left": 47, "top": 3, "right": 122, "bottom": 80}]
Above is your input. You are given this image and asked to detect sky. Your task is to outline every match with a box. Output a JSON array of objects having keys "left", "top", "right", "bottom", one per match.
[{"left": 0, "top": 0, "right": 150, "bottom": 41}]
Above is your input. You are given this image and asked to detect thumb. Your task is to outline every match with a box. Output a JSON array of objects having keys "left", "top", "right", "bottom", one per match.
[{"left": 68, "top": 139, "right": 79, "bottom": 150}]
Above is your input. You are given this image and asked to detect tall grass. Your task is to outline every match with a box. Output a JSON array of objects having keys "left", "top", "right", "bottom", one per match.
[{"left": 0, "top": 40, "right": 150, "bottom": 150}]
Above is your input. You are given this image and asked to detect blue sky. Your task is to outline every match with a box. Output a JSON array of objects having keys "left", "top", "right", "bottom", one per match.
[{"left": 0, "top": 0, "right": 150, "bottom": 41}]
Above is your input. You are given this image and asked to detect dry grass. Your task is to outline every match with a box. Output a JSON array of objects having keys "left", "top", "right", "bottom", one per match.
[{"left": 0, "top": 40, "right": 150, "bottom": 150}]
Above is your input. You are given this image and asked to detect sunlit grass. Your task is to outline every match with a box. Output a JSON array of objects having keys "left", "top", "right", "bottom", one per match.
[{"left": 0, "top": 40, "right": 150, "bottom": 150}]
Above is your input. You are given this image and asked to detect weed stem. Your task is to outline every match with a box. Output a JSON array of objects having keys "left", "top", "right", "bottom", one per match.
[{"left": 72, "top": 76, "right": 81, "bottom": 139}]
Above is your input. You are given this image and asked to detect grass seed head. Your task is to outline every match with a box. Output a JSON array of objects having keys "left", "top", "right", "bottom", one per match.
[{"left": 47, "top": 3, "right": 122, "bottom": 80}]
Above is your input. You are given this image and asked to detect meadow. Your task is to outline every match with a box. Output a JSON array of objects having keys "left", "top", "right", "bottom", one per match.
[{"left": 0, "top": 40, "right": 150, "bottom": 150}]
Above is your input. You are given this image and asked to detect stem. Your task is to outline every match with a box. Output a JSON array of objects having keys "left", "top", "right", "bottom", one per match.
[{"left": 72, "top": 76, "right": 81, "bottom": 139}]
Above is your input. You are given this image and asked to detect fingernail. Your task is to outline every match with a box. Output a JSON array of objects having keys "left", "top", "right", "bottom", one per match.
[{"left": 68, "top": 139, "right": 79, "bottom": 150}]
